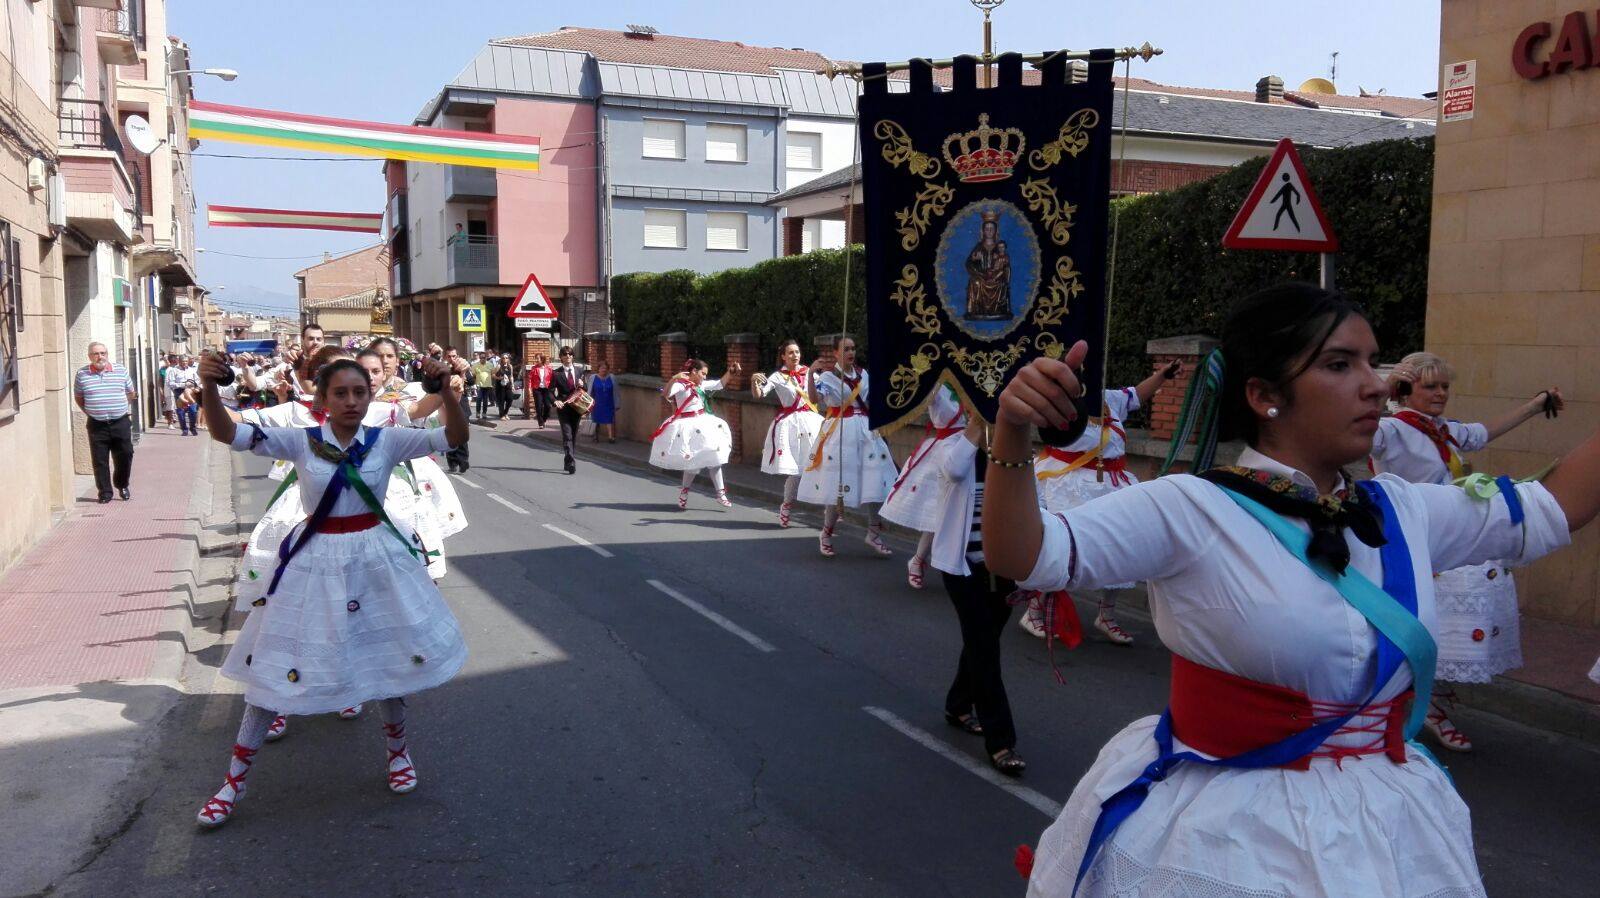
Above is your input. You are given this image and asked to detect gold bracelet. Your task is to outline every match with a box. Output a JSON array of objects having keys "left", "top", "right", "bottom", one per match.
[{"left": 990, "top": 453, "right": 1034, "bottom": 469}]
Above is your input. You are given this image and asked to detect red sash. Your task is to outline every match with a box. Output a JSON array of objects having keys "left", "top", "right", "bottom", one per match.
[
  {"left": 651, "top": 378, "right": 701, "bottom": 439},
  {"left": 884, "top": 407, "right": 966, "bottom": 503},
  {"left": 1168, "top": 654, "right": 1411, "bottom": 770},
  {"left": 314, "top": 512, "right": 380, "bottom": 534},
  {"left": 1392, "top": 409, "right": 1459, "bottom": 465},
  {"left": 1038, "top": 448, "right": 1132, "bottom": 486}
]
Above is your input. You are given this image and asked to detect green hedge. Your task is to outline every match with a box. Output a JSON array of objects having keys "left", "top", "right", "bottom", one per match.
[
  {"left": 1106, "top": 136, "right": 1433, "bottom": 392},
  {"left": 611, "top": 247, "right": 866, "bottom": 375}
]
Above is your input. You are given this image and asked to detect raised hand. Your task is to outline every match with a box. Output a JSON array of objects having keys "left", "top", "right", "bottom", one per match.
[
  {"left": 997, "top": 340, "right": 1088, "bottom": 431},
  {"left": 1161, "top": 358, "right": 1183, "bottom": 380},
  {"left": 197, "top": 352, "right": 232, "bottom": 385}
]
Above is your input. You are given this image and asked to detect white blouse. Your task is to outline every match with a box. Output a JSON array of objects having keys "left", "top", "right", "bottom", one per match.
[
  {"left": 1019, "top": 448, "right": 1569, "bottom": 712},
  {"left": 814, "top": 368, "right": 871, "bottom": 412},
  {"left": 1370, "top": 415, "right": 1488, "bottom": 485},
  {"left": 665, "top": 377, "right": 722, "bottom": 415},
  {"left": 243, "top": 400, "right": 409, "bottom": 429},
  {"left": 1059, "top": 387, "right": 1138, "bottom": 458},
  {"left": 231, "top": 422, "right": 450, "bottom": 518},
  {"left": 758, "top": 369, "right": 811, "bottom": 409}
]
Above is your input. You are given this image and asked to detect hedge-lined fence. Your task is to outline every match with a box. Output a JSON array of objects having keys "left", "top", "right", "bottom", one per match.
[
  {"left": 612, "top": 248, "right": 866, "bottom": 376},
  {"left": 612, "top": 137, "right": 1434, "bottom": 391}
]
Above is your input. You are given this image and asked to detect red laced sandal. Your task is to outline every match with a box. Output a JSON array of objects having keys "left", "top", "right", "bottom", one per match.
[{"left": 196, "top": 744, "right": 256, "bottom": 828}]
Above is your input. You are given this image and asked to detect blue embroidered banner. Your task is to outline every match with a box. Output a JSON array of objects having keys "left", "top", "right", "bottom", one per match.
[{"left": 859, "top": 51, "right": 1115, "bottom": 428}]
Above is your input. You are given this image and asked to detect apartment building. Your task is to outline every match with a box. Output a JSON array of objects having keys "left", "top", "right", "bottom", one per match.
[{"left": 386, "top": 27, "right": 879, "bottom": 355}]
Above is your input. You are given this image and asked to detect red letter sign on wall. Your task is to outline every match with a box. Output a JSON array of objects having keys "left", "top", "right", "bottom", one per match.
[{"left": 1514, "top": 21, "right": 1553, "bottom": 79}]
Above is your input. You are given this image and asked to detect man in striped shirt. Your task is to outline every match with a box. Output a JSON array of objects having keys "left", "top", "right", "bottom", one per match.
[{"left": 73, "top": 342, "right": 137, "bottom": 504}]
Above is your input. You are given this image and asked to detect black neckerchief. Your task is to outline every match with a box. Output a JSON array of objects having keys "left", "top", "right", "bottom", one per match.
[{"left": 1199, "top": 466, "right": 1386, "bottom": 574}]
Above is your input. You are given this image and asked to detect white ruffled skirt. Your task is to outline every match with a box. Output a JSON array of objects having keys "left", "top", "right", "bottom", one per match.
[
  {"left": 1036, "top": 459, "right": 1140, "bottom": 590},
  {"left": 798, "top": 417, "right": 898, "bottom": 508},
  {"left": 1433, "top": 561, "right": 1521, "bottom": 683},
  {"left": 760, "top": 409, "right": 823, "bottom": 476},
  {"left": 220, "top": 524, "right": 468, "bottom": 716},
  {"left": 411, "top": 454, "right": 467, "bottom": 539},
  {"left": 650, "top": 414, "right": 732, "bottom": 471},
  {"left": 880, "top": 434, "right": 964, "bottom": 532},
  {"left": 1025, "top": 716, "right": 1485, "bottom": 898}
]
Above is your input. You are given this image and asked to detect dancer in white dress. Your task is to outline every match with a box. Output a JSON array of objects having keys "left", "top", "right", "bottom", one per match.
[
  {"left": 1021, "top": 361, "right": 1181, "bottom": 643},
  {"left": 882, "top": 385, "right": 968, "bottom": 588},
  {"left": 651, "top": 358, "right": 740, "bottom": 509},
  {"left": 800, "top": 335, "right": 900, "bottom": 558},
  {"left": 752, "top": 340, "right": 823, "bottom": 528},
  {"left": 194, "top": 353, "right": 471, "bottom": 828},
  {"left": 983, "top": 283, "right": 1600, "bottom": 898},
  {"left": 1372, "top": 350, "right": 1564, "bottom": 753}
]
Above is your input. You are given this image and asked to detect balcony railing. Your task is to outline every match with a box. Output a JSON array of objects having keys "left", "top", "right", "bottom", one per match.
[
  {"left": 97, "top": 1, "right": 145, "bottom": 46},
  {"left": 447, "top": 235, "right": 498, "bottom": 285},
  {"left": 58, "top": 98, "right": 127, "bottom": 160}
]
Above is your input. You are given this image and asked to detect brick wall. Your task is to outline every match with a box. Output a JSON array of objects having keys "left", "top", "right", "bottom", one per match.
[
  {"left": 1112, "top": 159, "right": 1230, "bottom": 195},
  {"left": 297, "top": 245, "right": 387, "bottom": 304}
]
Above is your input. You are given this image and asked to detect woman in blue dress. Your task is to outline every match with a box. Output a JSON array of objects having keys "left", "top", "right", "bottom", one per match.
[{"left": 587, "top": 360, "right": 617, "bottom": 443}]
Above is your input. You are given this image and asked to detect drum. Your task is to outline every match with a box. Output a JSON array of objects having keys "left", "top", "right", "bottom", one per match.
[{"left": 569, "top": 390, "right": 595, "bottom": 415}]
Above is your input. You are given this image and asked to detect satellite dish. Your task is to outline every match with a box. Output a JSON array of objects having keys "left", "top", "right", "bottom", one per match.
[
  {"left": 124, "top": 115, "right": 161, "bottom": 154},
  {"left": 1297, "top": 77, "right": 1338, "bottom": 96}
]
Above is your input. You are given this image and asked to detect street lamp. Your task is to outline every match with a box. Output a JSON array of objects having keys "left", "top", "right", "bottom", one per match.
[{"left": 172, "top": 68, "right": 238, "bottom": 82}]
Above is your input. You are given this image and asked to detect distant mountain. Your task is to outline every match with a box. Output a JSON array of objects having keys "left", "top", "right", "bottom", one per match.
[{"left": 214, "top": 284, "right": 299, "bottom": 315}]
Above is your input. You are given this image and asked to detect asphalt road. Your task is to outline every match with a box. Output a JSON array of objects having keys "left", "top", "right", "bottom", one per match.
[{"left": 45, "top": 425, "right": 1600, "bottom": 897}]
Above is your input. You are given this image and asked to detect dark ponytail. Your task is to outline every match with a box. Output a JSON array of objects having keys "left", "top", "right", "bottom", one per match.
[{"left": 682, "top": 358, "right": 707, "bottom": 374}]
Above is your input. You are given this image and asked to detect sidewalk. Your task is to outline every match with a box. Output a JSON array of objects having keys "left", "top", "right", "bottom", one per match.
[
  {"left": 489, "top": 413, "right": 1600, "bottom": 747},
  {"left": 0, "top": 428, "right": 238, "bottom": 896}
]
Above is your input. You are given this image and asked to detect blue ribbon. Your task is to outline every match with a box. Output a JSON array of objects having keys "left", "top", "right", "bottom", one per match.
[
  {"left": 1072, "top": 480, "right": 1435, "bottom": 894},
  {"left": 264, "top": 427, "right": 381, "bottom": 597}
]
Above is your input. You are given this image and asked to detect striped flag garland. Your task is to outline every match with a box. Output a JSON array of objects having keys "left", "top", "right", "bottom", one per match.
[
  {"left": 207, "top": 205, "right": 382, "bottom": 233},
  {"left": 190, "top": 100, "right": 540, "bottom": 171}
]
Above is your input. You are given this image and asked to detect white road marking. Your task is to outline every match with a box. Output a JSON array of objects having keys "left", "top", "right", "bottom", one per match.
[
  {"left": 486, "top": 492, "right": 530, "bottom": 514},
  {"left": 543, "top": 523, "right": 615, "bottom": 558},
  {"left": 646, "top": 579, "right": 776, "bottom": 653},
  {"left": 455, "top": 476, "right": 483, "bottom": 490},
  {"left": 862, "top": 705, "right": 1063, "bottom": 818}
]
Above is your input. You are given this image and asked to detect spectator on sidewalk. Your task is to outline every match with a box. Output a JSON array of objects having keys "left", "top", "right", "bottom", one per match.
[
  {"left": 73, "top": 342, "right": 137, "bottom": 504},
  {"left": 167, "top": 355, "right": 200, "bottom": 435},
  {"left": 494, "top": 352, "right": 516, "bottom": 419},
  {"left": 157, "top": 353, "right": 177, "bottom": 428},
  {"left": 443, "top": 346, "right": 472, "bottom": 473},
  {"left": 527, "top": 353, "right": 553, "bottom": 428},
  {"left": 588, "top": 361, "right": 617, "bottom": 443},
  {"left": 469, "top": 351, "right": 495, "bottom": 420}
]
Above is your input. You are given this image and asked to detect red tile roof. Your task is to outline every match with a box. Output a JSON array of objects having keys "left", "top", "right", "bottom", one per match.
[{"left": 498, "top": 27, "right": 830, "bottom": 75}]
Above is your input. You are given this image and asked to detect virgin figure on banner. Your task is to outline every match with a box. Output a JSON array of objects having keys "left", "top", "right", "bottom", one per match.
[{"left": 965, "top": 211, "right": 1011, "bottom": 320}]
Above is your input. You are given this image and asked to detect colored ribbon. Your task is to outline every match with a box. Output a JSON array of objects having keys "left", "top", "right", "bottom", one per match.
[
  {"left": 806, "top": 378, "right": 866, "bottom": 473},
  {"left": 1157, "top": 349, "right": 1225, "bottom": 477},
  {"left": 1393, "top": 410, "right": 1465, "bottom": 480}
]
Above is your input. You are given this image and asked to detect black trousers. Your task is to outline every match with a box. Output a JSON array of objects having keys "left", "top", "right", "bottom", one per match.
[
  {"left": 943, "top": 563, "right": 1017, "bottom": 755},
  {"left": 557, "top": 407, "right": 582, "bottom": 471},
  {"left": 495, "top": 382, "right": 513, "bottom": 418},
  {"left": 533, "top": 388, "right": 553, "bottom": 425},
  {"left": 87, "top": 415, "right": 134, "bottom": 498},
  {"left": 446, "top": 394, "right": 471, "bottom": 471}
]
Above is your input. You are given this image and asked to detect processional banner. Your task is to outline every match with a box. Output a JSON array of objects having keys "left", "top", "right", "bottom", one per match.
[{"left": 860, "top": 51, "right": 1115, "bottom": 428}]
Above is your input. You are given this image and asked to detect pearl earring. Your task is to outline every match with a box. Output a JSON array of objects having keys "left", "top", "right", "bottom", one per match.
[{"left": 1267, "top": 407, "right": 1280, "bottom": 419}]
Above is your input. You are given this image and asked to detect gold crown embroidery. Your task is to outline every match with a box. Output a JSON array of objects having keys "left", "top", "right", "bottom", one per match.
[{"left": 942, "top": 114, "right": 1026, "bottom": 184}]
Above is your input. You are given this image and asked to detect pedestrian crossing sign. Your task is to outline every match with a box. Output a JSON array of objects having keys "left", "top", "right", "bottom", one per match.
[
  {"left": 1222, "top": 138, "right": 1338, "bottom": 253},
  {"left": 508, "top": 272, "right": 558, "bottom": 320},
  {"left": 457, "top": 304, "right": 486, "bottom": 332}
]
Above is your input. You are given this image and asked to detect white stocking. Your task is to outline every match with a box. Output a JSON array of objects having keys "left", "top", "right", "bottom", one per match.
[
  {"left": 198, "top": 703, "right": 275, "bottom": 824},
  {"left": 822, "top": 504, "right": 840, "bottom": 533},
  {"left": 380, "top": 697, "right": 416, "bottom": 791},
  {"left": 709, "top": 467, "right": 726, "bottom": 493},
  {"left": 681, "top": 469, "right": 697, "bottom": 489}
]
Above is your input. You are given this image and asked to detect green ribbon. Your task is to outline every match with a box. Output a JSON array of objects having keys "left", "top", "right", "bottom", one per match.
[{"left": 1158, "top": 348, "right": 1226, "bottom": 477}]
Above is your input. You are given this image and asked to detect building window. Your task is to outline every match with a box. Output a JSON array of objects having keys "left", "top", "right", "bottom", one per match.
[
  {"left": 642, "top": 118, "right": 686, "bottom": 160},
  {"left": 705, "top": 123, "right": 748, "bottom": 163},
  {"left": 643, "top": 209, "right": 686, "bottom": 249},
  {"left": 787, "top": 132, "right": 822, "bottom": 170},
  {"left": 706, "top": 211, "right": 748, "bottom": 251},
  {"left": 0, "top": 222, "right": 20, "bottom": 415}
]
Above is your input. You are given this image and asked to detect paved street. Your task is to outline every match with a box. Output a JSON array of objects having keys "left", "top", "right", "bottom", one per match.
[{"left": 40, "top": 428, "right": 1600, "bottom": 897}]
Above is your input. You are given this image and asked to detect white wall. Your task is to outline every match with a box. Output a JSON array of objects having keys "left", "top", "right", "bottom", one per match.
[
  {"left": 783, "top": 116, "right": 857, "bottom": 191},
  {"left": 1115, "top": 134, "right": 1272, "bottom": 168},
  {"left": 409, "top": 113, "right": 491, "bottom": 293},
  {"left": 1, "top": 0, "right": 56, "bottom": 104}
]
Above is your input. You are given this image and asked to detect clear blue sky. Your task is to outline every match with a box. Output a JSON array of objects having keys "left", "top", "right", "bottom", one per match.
[{"left": 173, "top": 0, "right": 1442, "bottom": 315}]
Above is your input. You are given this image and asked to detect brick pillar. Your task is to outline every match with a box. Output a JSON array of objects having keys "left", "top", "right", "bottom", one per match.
[
  {"left": 783, "top": 216, "right": 804, "bottom": 255},
  {"left": 521, "top": 332, "right": 553, "bottom": 416},
  {"left": 1144, "top": 334, "right": 1219, "bottom": 442},
  {"left": 722, "top": 333, "right": 761, "bottom": 463},
  {"left": 846, "top": 204, "right": 865, "bottom": 245},
  {"left": 813, "top": 334, "right": 843, "bottom": 370},
  {"left": 584, "top": 331, "right": 628, "bottom": 374},
  {"left": 659, "top": 331, "right": 689, "bottom": 382}
]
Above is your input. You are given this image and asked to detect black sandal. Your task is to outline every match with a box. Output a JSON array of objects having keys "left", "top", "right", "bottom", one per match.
[
  {"left": 990, "top": 749, "right": 1026, "bottom": 777},
  {"left": 944, "top": 712, "right": 984, "bottom": 736}
]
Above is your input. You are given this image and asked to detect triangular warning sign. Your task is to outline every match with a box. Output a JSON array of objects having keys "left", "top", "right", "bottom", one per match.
[
  {"left": 508, "top": 273, "right": 558, "bottom": 320},
  {"left": 1222, "top": 138, "right": 1338, "bottom": 252}
]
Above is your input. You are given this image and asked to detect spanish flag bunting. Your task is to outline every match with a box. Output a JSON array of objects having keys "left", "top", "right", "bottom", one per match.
[{"left": 189, "top": 100, "right": 540, "bottom": 171}]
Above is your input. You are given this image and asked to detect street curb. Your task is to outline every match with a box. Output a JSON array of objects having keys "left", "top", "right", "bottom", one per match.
[{"left": 148, "top": 437, "right": 239, "bottom": 688}]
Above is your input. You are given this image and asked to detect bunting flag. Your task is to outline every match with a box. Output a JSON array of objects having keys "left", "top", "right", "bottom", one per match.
[
  {"left": 207, "top": 205, "right": 382, "bottom": 233},
  {"left": 189, "top": 100, "right": 541, "bottom": 171},
  {"left": 859, "top": 51, "right": 1115, "bottom": 428}
]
